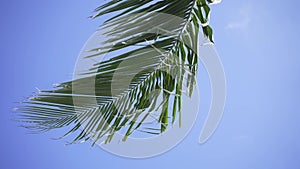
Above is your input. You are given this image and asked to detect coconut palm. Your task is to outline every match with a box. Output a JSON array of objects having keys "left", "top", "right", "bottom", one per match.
[{"left": 18, "top": 0, "right": 217, "bottom": 145}]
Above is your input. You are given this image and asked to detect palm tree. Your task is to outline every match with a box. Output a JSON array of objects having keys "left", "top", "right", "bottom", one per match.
[{"left": 17, "top": 0, "right": 217, "bottom": 145}]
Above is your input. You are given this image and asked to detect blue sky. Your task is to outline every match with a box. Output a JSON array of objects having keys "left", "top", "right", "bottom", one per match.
[{"left": 1, "top": 0, "right": 300, "bottom": 169}]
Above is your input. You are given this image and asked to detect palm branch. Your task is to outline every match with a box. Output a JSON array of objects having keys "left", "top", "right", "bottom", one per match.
[{"left": 17, "top": 0, "right": 216, "bottom": 145}]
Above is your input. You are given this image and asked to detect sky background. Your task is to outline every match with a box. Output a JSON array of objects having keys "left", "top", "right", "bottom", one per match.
[{"left": 1, "top": 0, "right": 300, "bottom": 169}]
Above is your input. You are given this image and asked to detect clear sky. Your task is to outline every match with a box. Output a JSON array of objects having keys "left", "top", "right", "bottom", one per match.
[{"left": 1, "top": 0, "right": 300, "bottom": 169}]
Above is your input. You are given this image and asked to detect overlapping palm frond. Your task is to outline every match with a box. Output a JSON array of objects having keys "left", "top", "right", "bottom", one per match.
[{"left": 17, "top": 0, "right": 215, "bottom": 145}]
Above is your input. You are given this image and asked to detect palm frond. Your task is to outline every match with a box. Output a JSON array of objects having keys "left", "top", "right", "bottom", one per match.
[{"left": 17, "top": 0, "right": 215, "bottom": 145}]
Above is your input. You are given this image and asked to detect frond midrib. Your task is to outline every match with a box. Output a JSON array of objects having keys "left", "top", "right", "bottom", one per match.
[{"left": 97, "top": 0, "right": 198, "bottom": 112}]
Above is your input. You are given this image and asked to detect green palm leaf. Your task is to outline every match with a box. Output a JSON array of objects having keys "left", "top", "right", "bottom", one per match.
[{"left": 17, "top": 0, "right": 216, "bottom": 145}]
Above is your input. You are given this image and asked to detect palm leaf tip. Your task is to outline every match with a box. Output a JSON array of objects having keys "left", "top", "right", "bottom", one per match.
[{"left": 18, "top": 0, "right": 217, "bottom": 145}]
